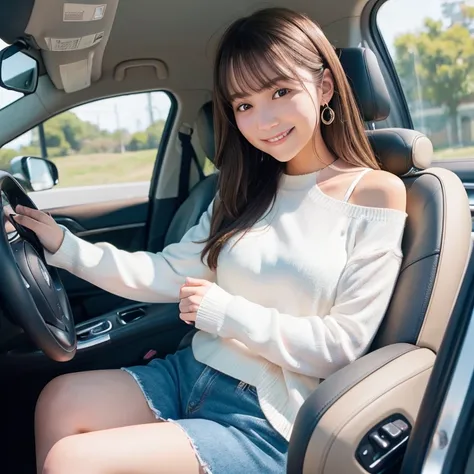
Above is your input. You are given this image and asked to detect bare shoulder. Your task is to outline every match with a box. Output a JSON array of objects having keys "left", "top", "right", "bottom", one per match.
[{"left": 351, "top": 170, "right": 406, "bottom": 212}]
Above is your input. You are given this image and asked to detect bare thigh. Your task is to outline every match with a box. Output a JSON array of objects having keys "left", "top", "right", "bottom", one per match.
[
  {"left": 43, "top": 422, "right": 203, "bottom": 474},
  {"left": 35, "top": 369, "right": 158, "bottom": 472}
]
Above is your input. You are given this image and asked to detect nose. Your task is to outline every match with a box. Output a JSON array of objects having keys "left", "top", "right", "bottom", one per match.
[{"left": 257, "top": 108, "right": 279, "bottom": 131}]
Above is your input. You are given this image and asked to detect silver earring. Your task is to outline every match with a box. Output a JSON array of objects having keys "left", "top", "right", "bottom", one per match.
[{"left": 321, "top": 104, "right": 335, "bottom": 125}]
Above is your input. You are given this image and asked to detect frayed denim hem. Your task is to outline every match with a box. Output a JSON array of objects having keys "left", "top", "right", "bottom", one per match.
[{"left": 121, "top": 367, "right": 213, "bottom": 473}]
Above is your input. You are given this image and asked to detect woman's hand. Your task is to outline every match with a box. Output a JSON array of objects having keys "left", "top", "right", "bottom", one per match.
[
  {"left": 179, "top": 277, "right": 213, "bottom": 325},
  {"left": 12, "top": 205, "right": 64, "bottom": 254}
]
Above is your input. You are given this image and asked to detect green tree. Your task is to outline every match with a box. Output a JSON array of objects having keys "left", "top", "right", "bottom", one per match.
[
  {"left": 146, "top": 120, "right": 165, "bottom": 149},
  {"left": 0, "top": 148, "right": 18, "bottom": 170},
  {"left": 43, "top": 111, "right": 105, "bottom": 152},
  {"left": 127, "top": 120, "right": 165, "bottom": 151},
  {"left": 394, "top": 17, "right": 474, "bottom": 144},
  {"left": 442, "top": 1, "right": 474, "bottom": 30},
  {"left": 44, "top": 128, "right": 68, "bottom": 149},
  {"left": 128, "top": 131, "right": 149, "bottom": 151}
]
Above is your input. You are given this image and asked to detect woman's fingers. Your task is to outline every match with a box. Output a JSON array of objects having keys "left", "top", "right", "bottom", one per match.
[
  {"left": 10, "top": 205, "right": 64, "bottom": 253},
  {"left": 13, "top": 213, "right": 49, "bottom": 234},
  {"left": 179, "top": 313, "right": 196, "bottom": 325},
  {"left": 15, "top": 205, "right": 53, "bottom": 225},
  {"left": 4, "top": 220, "right": 15, "bottom": 233}
]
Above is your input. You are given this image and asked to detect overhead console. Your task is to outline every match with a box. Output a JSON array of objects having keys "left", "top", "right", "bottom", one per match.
[{"left": 0, "top": 0, "right": 120, "bottom": 92}]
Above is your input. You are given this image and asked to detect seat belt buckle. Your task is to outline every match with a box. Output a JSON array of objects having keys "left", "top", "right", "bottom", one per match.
[{"left": 142, "top": 349, "right": 157, "bottom": 362}]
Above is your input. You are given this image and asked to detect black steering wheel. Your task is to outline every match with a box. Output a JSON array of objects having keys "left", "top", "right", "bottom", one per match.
[{"left": 0, "top": 171, "right": 76, "bottom": 361}]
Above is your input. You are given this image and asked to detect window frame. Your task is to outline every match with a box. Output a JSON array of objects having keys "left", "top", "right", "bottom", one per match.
[
  {"left": 361, "top": 0, "right": 416, "bottom": 131},
  {"left": 0, "top": 89, "right": 178, "bottom": 202}
]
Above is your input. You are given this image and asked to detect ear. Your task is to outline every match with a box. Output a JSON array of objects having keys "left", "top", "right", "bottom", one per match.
[{"left": 320, "top": 68, "right": 334, "bottom": 106}]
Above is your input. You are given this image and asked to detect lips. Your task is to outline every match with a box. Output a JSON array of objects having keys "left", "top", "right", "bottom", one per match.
[{"left": 262, "top": 127, "right": 294, "bottom": 144}]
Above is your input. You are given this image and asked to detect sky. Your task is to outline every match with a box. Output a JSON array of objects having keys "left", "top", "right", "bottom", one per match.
[
  {"left": 0, "top": 0, "right": 460, "bottom": 149},
  {"left": 376, "top": 0, "right": 444, "bottom": 53}
]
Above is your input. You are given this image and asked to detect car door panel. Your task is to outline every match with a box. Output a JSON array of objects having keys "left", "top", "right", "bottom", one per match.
[
  {"left": 46, "top": 197, "right": 150, "bottom": 323},
  {"left": 42, "top": 195, "right": 188, "bottom": 371}
]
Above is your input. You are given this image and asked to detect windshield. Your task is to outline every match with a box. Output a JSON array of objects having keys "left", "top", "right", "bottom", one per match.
[{"left": 0, "top": 39, "right": 25, "bottom": 111}]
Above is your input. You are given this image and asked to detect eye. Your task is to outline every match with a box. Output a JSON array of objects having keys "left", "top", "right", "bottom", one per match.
[
  {"left": 273, "top": 88, "right": 291, "bottom": 99},
  {"left": 236, "top": 103, "right": 252, "bottom": 112}
]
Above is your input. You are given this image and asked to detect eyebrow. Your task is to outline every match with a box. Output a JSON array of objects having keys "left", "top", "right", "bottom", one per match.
[{"left": 229, "top": 75, "right": 290, "bottom": 101}]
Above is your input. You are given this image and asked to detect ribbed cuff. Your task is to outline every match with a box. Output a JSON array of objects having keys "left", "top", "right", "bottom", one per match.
[
  {"left": 44, "top": 226, "right": 103, "bottom": 272},
  {"left": 195, "top": 283, "right": 233, "bottom": 335},
  {"left": 44, "top": 226, "right": 76, "bottom": 268}
]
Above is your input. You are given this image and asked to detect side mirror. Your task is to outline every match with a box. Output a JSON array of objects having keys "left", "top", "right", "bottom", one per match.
[
  {"left": 9, "top": 156, "right": 58, "bottom": 192},
  {"left": 0, "top": 42, "right": 39, "bottom": 94}
]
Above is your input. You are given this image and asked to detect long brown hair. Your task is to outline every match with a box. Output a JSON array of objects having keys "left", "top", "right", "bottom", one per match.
[{"left": 202, "top": 7, "right": 380, "bottom": 269}]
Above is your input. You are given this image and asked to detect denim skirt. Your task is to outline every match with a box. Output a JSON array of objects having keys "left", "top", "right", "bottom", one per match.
[{"left": 121, "top": 345, "right": 288, "bottom": 473}]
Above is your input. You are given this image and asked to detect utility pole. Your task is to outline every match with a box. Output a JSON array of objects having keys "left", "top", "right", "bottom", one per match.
[
  {"left": 115, "top": 103, "right": 125, "bottom": 153},
  {"left": 147, "top": 92, "right": 154, "bottom": 127},
  {"left": 38, "top": 123, "right": 48, "bottom": 158}
]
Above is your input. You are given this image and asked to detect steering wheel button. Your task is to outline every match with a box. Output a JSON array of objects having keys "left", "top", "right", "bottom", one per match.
[{"left": 381, "top": 422, "right": 402, "bottom": 438}]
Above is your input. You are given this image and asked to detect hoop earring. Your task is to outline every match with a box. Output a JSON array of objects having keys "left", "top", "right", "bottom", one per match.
[{"left": 321, "top": 104, "right": 335, "bottom": 125}]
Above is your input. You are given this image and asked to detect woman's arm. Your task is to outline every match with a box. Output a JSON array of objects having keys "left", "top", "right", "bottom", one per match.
[{"left": 43, "top": 200, "right": 216, "bottom": 303}]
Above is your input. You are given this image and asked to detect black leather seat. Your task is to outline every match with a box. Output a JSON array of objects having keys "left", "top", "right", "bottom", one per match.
[{"left": 163, "top": 48, "right": 472, "bottom": 474}]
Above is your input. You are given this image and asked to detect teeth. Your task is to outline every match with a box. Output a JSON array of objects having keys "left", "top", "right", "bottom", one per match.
[{"left": 267, "top": 128, "right": 291, "bottom": 143}]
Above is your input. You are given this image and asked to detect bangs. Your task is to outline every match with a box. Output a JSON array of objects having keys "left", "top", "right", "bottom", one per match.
[{"left": 217, "top": 36, "right": 300, "bottom": 104}]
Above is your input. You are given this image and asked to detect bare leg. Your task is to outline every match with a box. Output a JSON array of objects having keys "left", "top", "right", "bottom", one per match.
[
  {"left": 35, "top": 370, "right": 159, "bottom": 473},
  {"left": 42, "top": 422, "right": 204, "bottom": 474}
]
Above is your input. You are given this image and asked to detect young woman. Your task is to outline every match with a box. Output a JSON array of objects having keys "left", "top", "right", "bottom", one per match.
[{"left": 15, "top": 7, "right": 407, "bottom": 474}]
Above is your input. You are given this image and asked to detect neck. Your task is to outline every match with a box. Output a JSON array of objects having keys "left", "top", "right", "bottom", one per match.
[{"left": 285, "top": 132, "right": 336, "bottom": 176}]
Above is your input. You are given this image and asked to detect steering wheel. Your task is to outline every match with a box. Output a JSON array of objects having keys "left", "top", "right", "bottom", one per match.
[{"left": 0, "top": 171, "right": 76, "bottom": 361}]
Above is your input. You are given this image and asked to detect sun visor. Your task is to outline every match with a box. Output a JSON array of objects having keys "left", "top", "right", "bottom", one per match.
[
  {"left": 0, "top": 0, "right": 36, "bottom": 44},
  {"left": 22, "top": 0, "right": 119, "bottom": 92}
]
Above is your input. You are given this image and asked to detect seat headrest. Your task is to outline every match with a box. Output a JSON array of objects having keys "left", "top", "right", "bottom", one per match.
[
  {"left": 367, "top": 128, "right": 432, "bottom": 175},
  {"left": 195, "top": 101, "right": 215, "bottom": 161},
  {"left": 336, "top": 47, "right": 391, "bottom": 122},
  {"left": 195, "top": 47, "right": 431, "bottom": 174}
]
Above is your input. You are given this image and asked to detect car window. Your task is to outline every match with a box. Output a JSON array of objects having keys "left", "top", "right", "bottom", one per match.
[
  {"left": 0, "top": 39, "right": 25, "bottom": 112},
  {"left": 0, "top": 91, "right": 173, "bottom": 207},
  {"left": 377, "top": 0, "right": 474, "bottom": 161}
]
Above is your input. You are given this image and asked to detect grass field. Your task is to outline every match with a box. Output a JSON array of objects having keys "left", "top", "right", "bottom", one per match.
[
  {"left": 50, "top": 149, "right": 216, "bottom": 188},
  {"left": 51, "top": 149, "right": 157, "bottom": 188},
  {"left": 433, "top": 146, "right": 474, "bottom": 160}
]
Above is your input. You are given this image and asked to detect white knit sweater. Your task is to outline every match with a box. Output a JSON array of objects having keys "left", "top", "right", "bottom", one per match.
[{"left": 45, "top": 171, "right": 407, "bottom": 441}]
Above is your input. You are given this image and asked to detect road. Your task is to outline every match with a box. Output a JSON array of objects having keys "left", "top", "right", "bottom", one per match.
[{"left": 29, "top": 182, "right": 150, "bottom": 209}]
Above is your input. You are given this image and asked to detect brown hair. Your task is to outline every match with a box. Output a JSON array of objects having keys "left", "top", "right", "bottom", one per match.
[{"left": 201, "top": 7, "right": 380, "bottom": 269}]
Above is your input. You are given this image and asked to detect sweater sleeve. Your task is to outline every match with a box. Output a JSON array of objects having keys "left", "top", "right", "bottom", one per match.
[
  {"left": 44, "top": 200, "right": 216, "bottom": 303},
  {"left": 195, "top": 219, "right": 405, "bottom": 379}
]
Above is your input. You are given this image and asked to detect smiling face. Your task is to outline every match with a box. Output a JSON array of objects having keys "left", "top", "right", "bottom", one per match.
[
  {"left": 213, "top": 8, "right": 356, "bottom": 176},
  {"left": 223, "top": 51, "right": 336, "bottom": 174},
  {"left": 230, "top": 65, "right": 330, "bottom": 165}
]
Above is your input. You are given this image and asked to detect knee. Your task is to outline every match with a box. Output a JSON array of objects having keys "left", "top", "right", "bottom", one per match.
[
  {"left": 42, "top": 435, "right": 91, "bottom": 474},
  {"left": 35, "top": 374, "right": 77, "bottom": 427}
]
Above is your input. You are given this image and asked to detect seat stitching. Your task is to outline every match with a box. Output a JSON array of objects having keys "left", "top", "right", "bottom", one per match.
[{"left": 399, "top": 251, "right": 440, "bottom": 273}]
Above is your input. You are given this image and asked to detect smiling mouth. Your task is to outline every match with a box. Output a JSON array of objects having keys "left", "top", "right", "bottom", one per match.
[{"left": 263, "top": 127, "right": 294, "bottom": 143}]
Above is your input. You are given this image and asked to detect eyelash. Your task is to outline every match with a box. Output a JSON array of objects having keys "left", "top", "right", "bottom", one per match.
[{"left": 236, "top": 88, "right": 292, "bottom": 112}]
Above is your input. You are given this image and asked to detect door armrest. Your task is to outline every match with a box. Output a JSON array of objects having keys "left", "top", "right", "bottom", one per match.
[{"left": 287, "top": 343, "right": 435, "bottom": 474}]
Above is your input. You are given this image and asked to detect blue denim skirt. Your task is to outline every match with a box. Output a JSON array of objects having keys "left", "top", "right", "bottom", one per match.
[{"left": 121, "top": 345, "right": 288, "bottom": 473}]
